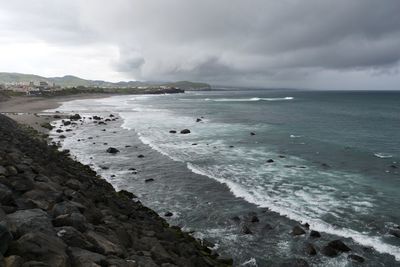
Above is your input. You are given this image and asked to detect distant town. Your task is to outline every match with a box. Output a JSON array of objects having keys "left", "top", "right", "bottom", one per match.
[{"left": 0, "top": 81, "right": 185, "bottom": 96}]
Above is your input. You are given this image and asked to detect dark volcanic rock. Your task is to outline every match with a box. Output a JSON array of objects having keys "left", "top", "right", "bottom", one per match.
[
  {"left": 169, "top": 130, "right": 177, "bottom": 133},
  {"left": 280, "top": 258, "right": 309, "bottom": 267},
  {"left": 69, "top": 114, "right": 81, "bottom": 121},
  {"left": 348, "top": 254, "right": 365, "bottom": 263},
  {"left": 328, "top": 239, "right": 351, "bottom": 252},
  {"left": 137, "top": 154, "right": 145, "bottom": 158},
  {"left": 145, "top": 178, "right": 155, "bottom": 183},
  {"left": 0, "top": 114, "right": 230, "bottom": 267},
  {"left": 250, "top": 132, "right": 256, "bottom": 136},
  {"left": 292, "top": 225, "right": 306, "bottom": 236},
  {"left": 16, "top": 232, "right": 69, "bottom": 266},
  {"left": 266, "top": 159, "right": 274, "bottom": 163},
  {"left": 6, "top": 209, "right": 54, "bottom": 237},
  {"left": 0, "top": 224, "right": 13, "bottom": 254},
  {"left": 389, "top": 228, "right": 400, "bottom": 238},
  {"left": 196, "top": 118, "right": 202, "bottom": 122},
  {"left": 321, "top": 245, "right": 339, "bottom": 257},
  {"left": 310, "top": 230, "right": 321, "bottom": 238},
  {"left": 304, "top": 243, "right": 317, "bottom": 256},
  {"left": 106, "top": 147, "right": 119, "bottom": 154},
  {"left": 241, "top": 225, "right": 252, "bottom": 235},
  {"left": 164, "top": 212, "right": 173, "bottom": 217},
  {"left": 180, "top": 129, "right": 191, "bottom": 134}
]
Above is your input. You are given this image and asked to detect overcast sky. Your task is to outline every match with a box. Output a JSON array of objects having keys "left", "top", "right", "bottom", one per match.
[{"left": 1, "top": 0, "right": 400, "bottom": 89}]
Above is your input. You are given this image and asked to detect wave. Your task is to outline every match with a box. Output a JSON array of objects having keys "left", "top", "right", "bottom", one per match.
[
  {"left": 205, "top": 97, "right": 294, "bottom": 102},
  {"left": 374, "top": 153, "right": 393, "bottom": 159},
  {"left": 186, "top": 162, "right": 400, "bottom": 261}
]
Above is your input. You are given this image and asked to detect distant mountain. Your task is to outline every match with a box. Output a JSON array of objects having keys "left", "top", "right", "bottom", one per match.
[{"left": 0, "top": 72, "right": 211, "bottom": 90}]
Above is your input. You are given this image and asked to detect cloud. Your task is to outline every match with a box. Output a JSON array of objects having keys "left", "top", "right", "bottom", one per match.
[{"left": 1, "top": 0, "right": 400, "bottom": 88}]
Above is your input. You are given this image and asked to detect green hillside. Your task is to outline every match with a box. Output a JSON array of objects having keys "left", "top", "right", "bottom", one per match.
[{"left": 0, "top": 72, "right": 212, "bottom": 90}]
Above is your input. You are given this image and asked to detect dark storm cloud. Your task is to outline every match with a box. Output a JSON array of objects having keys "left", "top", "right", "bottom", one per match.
[{"left": 1, "top": 0, "right": 400, "bottom": 88}]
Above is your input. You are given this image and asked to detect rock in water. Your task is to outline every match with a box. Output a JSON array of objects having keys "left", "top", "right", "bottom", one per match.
[
  {"left": 164, "top": 212, "right": 173, "bottom": 217},
  {"left": 348, "top": 254, "right": 365, "bottom": 263},
  {"left": 328, "top": 239, "right": 351, "bottom": 252},
  {"left": 389, "top": 228, "right": 400, "bottom": 238},
  {"left": 145, "top": 178, "right": 155, "bottom": 183},
  {"left": 266, "top": 159, "right": 274, "bottom": 163},
  {"left": 292, "top": 225, "right": 306, "bottom": 236},
  {"left": 180, "top": 129, "right": 191, "bottom": 134},
  {"left": 106, "top": 147, "right": 119, "bottom": 154},
  {"left": 196, "top": 118, "right": 202, "bottom": 122},
  {"left": 69, "top": 114, "right": 81, "bottom": 121},
  {"left": 250, "top": 132, "right": 256, "bottom": 136},
  {"left": 304, "top": 243, "right": 317, "bottom": 256},
  {"left": 169, "top": 130, "right": 177, "bottom": 133},
  {"left": 310, "top": 230, "right": 321, "bottom": 238},
  {"left": 241, "top": 225, "right": 252, "bottom": 234},
  {"left": 321, "top": 245, "right": 338, "bottom": 257}
]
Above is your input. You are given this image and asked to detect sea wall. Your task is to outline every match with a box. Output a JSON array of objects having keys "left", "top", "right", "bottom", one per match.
[{"left": 0, "top": 114, "right": 231, "bottom": 267}]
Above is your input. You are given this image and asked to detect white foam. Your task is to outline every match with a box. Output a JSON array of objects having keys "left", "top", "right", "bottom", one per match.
[
  {"left": 205, "top": 97, "right": 294, "bottom": 102},
  {"left": 374, "top": 153, "right": 393, "bottom": 159},
  {"left": 186, "top": 162, "right": 400, "bottom": 261}
]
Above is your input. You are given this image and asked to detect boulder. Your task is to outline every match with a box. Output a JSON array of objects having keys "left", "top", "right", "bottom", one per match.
[
  {"left": 3, "top": 255, "right": 23, "bottom": 267},
  {"left": 348, "top": 254, "right": 365, "bottom": 263},
  {"left": 196, "top": 118, "right": 202, "bottom": 122},
  {"left": 292, "top": 225, "right": 306, "bottom": 236},
  {"left": 68, "top": 247, "right": 106, "bottom": 267},
  {"left": 241, "top": 225, "right": 252, "bottom": 235},
  {"left": 0, "top": 224, "right": 13, "bottom": 254},
  {"left": 164, "top": 212, "right": 173, "bottom": 217},
  {"left": 106, "top": 147, "right": 119, "bottom": 154},
  {"left": 145, "top": 178, "right": 155, "bottom": 183},
  {"left": 85, "top": 231, "right": 125, "bottom": 257},
  {"left": 6, "top": 209, "right": 54, "bottom": 237},
  {"left": 266, "top": 159, "right": 274, "bottom": 163},
  {"left": 327, "top": 240, "right": 351, "bottom": 252},
  {"left": 0, "top": 184, "right": 14, "bottom": 205},
  {"left": 52, "top": 201, "right": 85, "bottom": 218},
  {"left": 69, "top": 114, "right": 81, "bottom": 121},
  {"left": 304, "top": 243, "right": 317, "bottom": 256},
  {"left": 52, "top": 212, "right": 88, "bottom": 232},
  {"left": 137, "top": 155, "right": 145, "bottom": 158},
  {"left": 321, "top": 245, "right": 338, "bottom": 257},
  {"left": 55, "top": 226, "right": 95, "bottom": 251},
  {"left": 250, "top": 215, "right": 259, "bottom": 223},
  {"left": 117, "top": 190, "right": 137, "bottom": 199},
  {"left": 15, "top": 232, "right": 69, "bottom": 267},
  {"left": 250, "top": 132, "right": 256, "bottom": 136},
  {"left": 63, "top": 121, "right": 71, "bottom": 126},
  {"left": 169, "top": 130, "right": 177, "bottom": 134},
  {"left": 310, "top": 230, "right": 321, "bottom": 238},
  {"left": 280, "top": 258, "right": 309, "bottom": 267},
  {"left": 180, "top": 129, "right": 191, "bottom": 134},
  {"left": 389, "top": 228, "right": 400, "bottom": 238}
]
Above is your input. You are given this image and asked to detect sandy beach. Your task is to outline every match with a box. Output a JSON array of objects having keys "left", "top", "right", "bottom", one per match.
[{"left": 0, "top": 94, "right": 111, "bottom": 134}]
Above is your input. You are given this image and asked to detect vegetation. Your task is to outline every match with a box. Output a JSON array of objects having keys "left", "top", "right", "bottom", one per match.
[{"left": 0, "top": 72, "right": 212, "bottom": 90}]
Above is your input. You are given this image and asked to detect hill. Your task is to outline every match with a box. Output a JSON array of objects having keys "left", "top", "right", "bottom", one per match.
[{"left": 0, "top": 72, "right": 211, "bottom": 90}]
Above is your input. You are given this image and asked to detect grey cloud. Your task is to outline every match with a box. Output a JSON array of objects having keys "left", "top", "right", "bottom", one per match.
[{"left": 1, "top": 0, "right": 400, "bottom": 88}]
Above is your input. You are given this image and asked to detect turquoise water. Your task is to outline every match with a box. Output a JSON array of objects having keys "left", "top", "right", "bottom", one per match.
[{"left": 50, "top": 89, "right": 400, "bottom": 266}]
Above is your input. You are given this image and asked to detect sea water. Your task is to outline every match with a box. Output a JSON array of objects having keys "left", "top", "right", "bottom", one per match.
[{"left": 49, "top": 89, "right": 400, "bottom": 266}]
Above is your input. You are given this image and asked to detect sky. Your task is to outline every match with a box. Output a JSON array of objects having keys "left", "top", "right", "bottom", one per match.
[{"left": 1, "top": 0, "right": 400, "bottom": 89}]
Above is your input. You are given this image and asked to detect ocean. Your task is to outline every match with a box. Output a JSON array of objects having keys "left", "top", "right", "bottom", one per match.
[{"left": 47, "top": 89, "right": 400, "bottom": 266}]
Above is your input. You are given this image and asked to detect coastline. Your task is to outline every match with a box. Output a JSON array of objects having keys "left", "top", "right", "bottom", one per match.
[
  {"left": 0, "top": 95, "right": 232, "bottom": 266},
  {"left": 0, "top": 94, "right": 113, "bottom": 134}
]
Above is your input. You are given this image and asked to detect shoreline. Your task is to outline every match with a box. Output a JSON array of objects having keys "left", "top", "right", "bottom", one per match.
[{"left": 0, "top": 96, "right": 233, "bottom": 266}]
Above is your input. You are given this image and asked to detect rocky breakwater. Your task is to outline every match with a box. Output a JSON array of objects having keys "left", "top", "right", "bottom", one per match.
[{"left": 0, "top": 114, "right": 231, "bottom": 267}]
